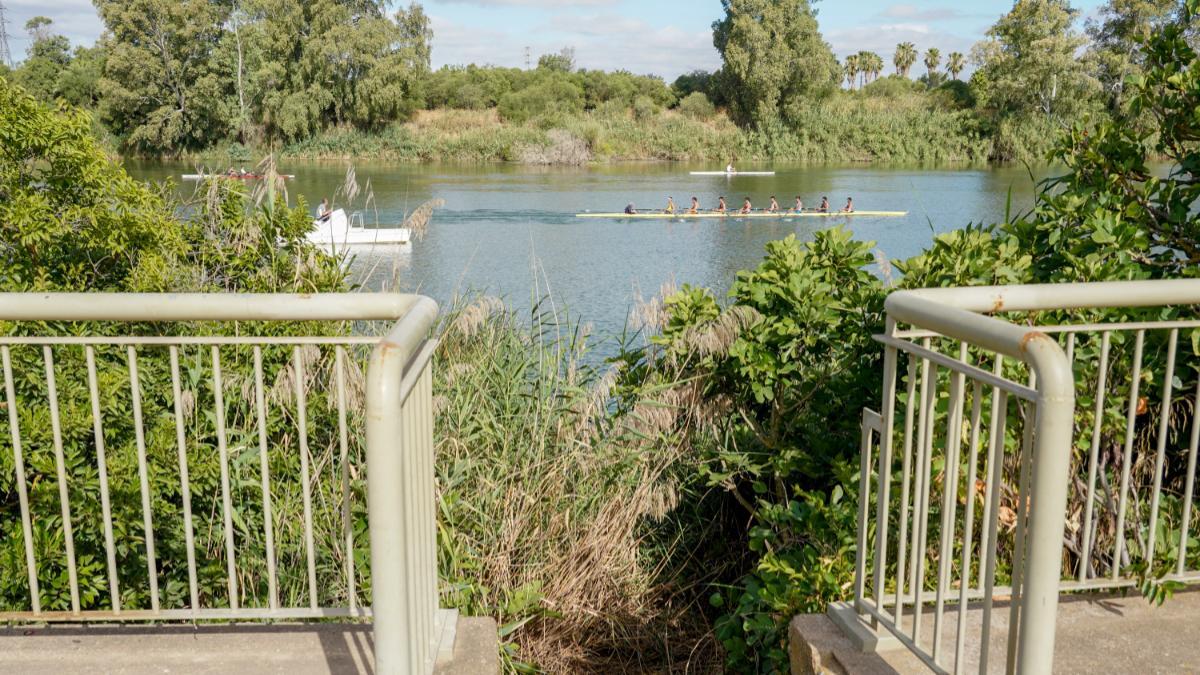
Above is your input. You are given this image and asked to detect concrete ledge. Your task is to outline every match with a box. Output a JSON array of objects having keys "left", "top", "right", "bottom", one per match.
[
  {"left": 435, "top": 616, "right": 498, "bottom": 675},
  {"left": 826, "top": 602, "right": 901, "bottom": 653}
]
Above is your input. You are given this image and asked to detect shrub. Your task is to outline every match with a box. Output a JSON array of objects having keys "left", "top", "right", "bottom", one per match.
[
  {"left": 677, "top": 91, "right": 716, "bottom": 119},
  {"left": 632, "top": 95, "right": 658, "bottom": 121},
  {"left": 497, "top": 77, "right": 584, "bottom": 124}
]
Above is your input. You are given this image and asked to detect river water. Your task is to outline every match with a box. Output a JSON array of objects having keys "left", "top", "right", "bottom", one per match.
[{"left": 125, "top": 161, "right": 1049, "bottom": 338}]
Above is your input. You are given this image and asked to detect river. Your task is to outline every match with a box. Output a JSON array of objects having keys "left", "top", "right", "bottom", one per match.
[{"left": 124, "top": 161, "right": 1049, "bottom": 339}]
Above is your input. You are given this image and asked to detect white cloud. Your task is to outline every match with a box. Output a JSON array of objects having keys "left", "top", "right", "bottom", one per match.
[
  {"left": 879, "top": 4, "right": 965, "bottom": 21},
  {"left": 3, "top": 0, "right": 102, "bottom": 59}
]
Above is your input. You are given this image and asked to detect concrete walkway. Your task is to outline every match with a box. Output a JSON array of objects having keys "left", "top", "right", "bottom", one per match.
[
  {"left": 0, "top": 618, "right": 497, "bottom": 675},
  {"left": 791, "top": 588, "right": 1200, "bottom": 674}
]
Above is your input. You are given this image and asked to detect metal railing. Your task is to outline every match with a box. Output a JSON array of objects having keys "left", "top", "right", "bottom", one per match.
[
  {"left": 850, "top": 280, "right": 1200, "bottom": 674},
  {"left": 0, "top": 293, "right": 446, "bottom": 675}
]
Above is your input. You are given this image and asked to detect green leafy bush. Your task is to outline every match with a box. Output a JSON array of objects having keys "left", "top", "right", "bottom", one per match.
[
  {"left": 677, "top": 91, "right": 716, "bottom": 119},
  {"left": 497, "top": 77, "right": 584, "bottom": 124}
]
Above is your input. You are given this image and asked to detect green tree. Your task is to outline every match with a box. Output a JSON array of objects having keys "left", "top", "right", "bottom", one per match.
[
  {"left": 712, "top": 0, "right": 840, "bottom": 126},
  {"left": 893, "top": 41, "right": 917, "bottom": 78},
  {"left": 843, "top": 53, "right": 860, "bottom": 89},
  {"left": 947, "top": 51, "right": 966, "bottom": 80},
  {"left": 1086, "top": 0, "right": 1179, "bottom": 109},
  {"left": 13, "top": 17, "right": 72, "bottom": 101},
  {"left": 970, "top": 0, "right": 1099, "bottom": 119},
  {"left": 96, "top": 0, "right": 232, "bottom": 153},
  {"left": 537, "top": 47, "right": 576, "bottom": 73},
  {"left": 923, "top": 47, "right": 941, "bottom": 77}
]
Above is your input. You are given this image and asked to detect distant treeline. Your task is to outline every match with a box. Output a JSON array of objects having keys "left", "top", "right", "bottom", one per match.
[{"left": 1, "top": 0, "right": 1189, "bottom": 162}]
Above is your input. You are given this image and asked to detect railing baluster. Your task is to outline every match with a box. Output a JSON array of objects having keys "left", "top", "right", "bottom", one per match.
[
  {"left": 873, "top": 326, "right": 900, "bottom": 622},
  {"left": 254, "top": 346, "right": 279, "bottom": 610},
  {"left": 1180, "top": 372, "right": 1200, "bottom": 576},
  {"left": 955, "top": 380, "right": 984, "bottom": 675},
  {"left": 335, "top": 347, "right": 355, "bottom": 611},
  {"left": 1114, "top": 330, "right": 1145, "bottom": 577},
  {"left": 1079, "top": 332, "right": 1111, "bottom": 581},
  {"left": 2, "top": 346, "right": 39, "bottom": 614},
  {"left": 293, "top": 346, "right": 320, "bottom": 610},
  {"left": 421, "top": 364, "right": 437, "bottom": 666},
  {"left": 912, "top": 352, "right": 938, "bottom": 649},
  {"left": 128, "top": 346, "right": 160, "bottom": 612},
  {"left": 978, "top": 389, "right": 1008, "bottom": 675},
  {"left": 1006, "top": 399, "right": 1037, "bottom": 675},
  {"left": 1147, "top": 329, "right": 1178, "bottom": 564},
  {"left": 43, "top": 347, "right": 81, "bottom": 613},
  {"left": 211, "top": 346, "right": 239, "bottom": 609},
  {"left": 893, "top": 353, "right": 919, "bottom": 628},
  {"left": 86, "top": 346, "right": 121, "bottom": 612},
  {"left": 169, "top": 346, "right": 200, "bottom": 610},
  {"left": 854, "top": 414, "right": 875, "bottom": 611},
  {"left": 934, "top": 343, "right": 968, "bottom": 664}
]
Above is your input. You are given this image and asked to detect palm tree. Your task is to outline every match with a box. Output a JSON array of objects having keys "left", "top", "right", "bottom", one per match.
[
  {"left": 924, "top": 48, "right": 942, "bottom": 78},
  {"left": 947, "top": 51, "right": 965, "bottom": 80},
  {"left": 863, "top": 51, "right": 884, "bottom": 84},
  {"left": 894, "top": 42, "right": 917, "bottom": 79},
  {"left": 844, "top": 53, "right": 860, "bottom": 90}
]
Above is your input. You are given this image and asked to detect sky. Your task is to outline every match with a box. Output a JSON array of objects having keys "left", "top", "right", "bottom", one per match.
[{"left": 3, "top": 0, "right": 1109, "bottom": 80}]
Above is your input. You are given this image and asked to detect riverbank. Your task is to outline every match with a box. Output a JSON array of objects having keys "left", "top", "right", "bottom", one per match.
[{"left": 172, "top": 92, "right": 1059, "bottom": 167}]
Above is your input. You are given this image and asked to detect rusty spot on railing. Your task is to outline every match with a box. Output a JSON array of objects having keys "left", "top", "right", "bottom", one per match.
[
  {"left": 990, "top": 295, "right": 1005, "bottom": 313},
  {"left": 1019, "top": 330, "right": 1051, "bottom": 353}
]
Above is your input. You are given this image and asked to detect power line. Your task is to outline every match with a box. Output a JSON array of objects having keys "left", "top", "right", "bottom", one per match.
[{"left": 0, "top": 1, "right": 11, "bottom": 69}]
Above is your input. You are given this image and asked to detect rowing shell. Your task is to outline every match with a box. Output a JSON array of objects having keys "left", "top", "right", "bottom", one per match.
[
  {"left": 689, "top": 171, "right": 776, "bottom": 176},
  {"left": 181, "top": 174, "right": 296, "bottom": 180},
  {"left": 576, "top": 210, "right": 907, "bottom": 219}
]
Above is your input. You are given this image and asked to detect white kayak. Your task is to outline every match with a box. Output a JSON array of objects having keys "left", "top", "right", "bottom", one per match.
[
  {"left": 689, "top": 171, "right": 776, "bottom": 176},
  {"left": 308, "top": 209, "right": 411, "bottom": 250}
]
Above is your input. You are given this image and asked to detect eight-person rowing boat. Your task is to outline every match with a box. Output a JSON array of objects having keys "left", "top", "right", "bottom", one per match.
[{"left": 589, "top": 194, "right": 902, "bottom": 218}]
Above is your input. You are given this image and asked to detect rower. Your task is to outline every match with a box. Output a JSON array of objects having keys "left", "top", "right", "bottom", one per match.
[
  {"left": 842, "top": 197, "right": 855, "bottom": 213},
  {"left": 740, "top": 197, "right": 752, "bottom": 214},
  {"left": 689, "top": 197, "right": 700, "bottom": 214},
  {"left": 625, "top": 203, "right": 638, "bottom": 215},
  {"left": 726, "top": 160, "right": 735, "bottom": 174},
  {"left": 768, "top": 196, "right": 780, "bottom": 213},
  {"left": 819, "top": 196, "right": 830, "bottom": 213},
  {"left": 666, "top": 196, "right": 676, "bottom": 214},
  {"left": 793, "top": 196, "right": 803, "bottom": 213},
  {"left": 716, "top": 196, "right": 727, "bottom": 213}
]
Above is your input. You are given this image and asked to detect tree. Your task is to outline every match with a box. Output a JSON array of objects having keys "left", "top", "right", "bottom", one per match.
[
  {"left": 856, "top": 51, "right": 883, "bottom": 85},
  {"left": 923, "top": 47, "right": 941, "bottom": 77},
  {"left": 537, "top": 47, "right": 576, "bottom": 73},
  {"left": 844, "top": 53, "right": 860, "bottom": 90},
  {"left": 1086, "top": 0, "right": 1179, "bottom": 109},
  {"left": 712, "top": 0, "right": 840, "bottom": 126},
  {"left": 970, "top": 0, "right": 1099, "bottom": 119},
  {"left": 95, "top": 0, "right": 232, "bottom": 152},
  {"left": 13, "top": 17, "right": 72, "bottom": 101},
  {"left": 947, "top": 51, "right": 966, "bottom": 80},
  {"left": 893, "top": 41, "right": 917, "bottom": 78}
]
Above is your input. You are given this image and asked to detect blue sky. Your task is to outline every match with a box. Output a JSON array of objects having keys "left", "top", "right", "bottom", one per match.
[{"left": 6, "top": 1, "right": 1108, "bottom": 80}]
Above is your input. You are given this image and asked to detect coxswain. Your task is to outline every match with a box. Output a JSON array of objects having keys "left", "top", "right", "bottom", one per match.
[{"left": 625, "top": 203, "right": 638, "bottom": 215}]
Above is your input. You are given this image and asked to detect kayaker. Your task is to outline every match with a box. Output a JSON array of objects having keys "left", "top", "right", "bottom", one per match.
[
  {"left": 819, "top": 196, "right": 830, "bottom": 213},
  {"left": 768, "top": 196, "right": 780, "bottom": 213},
  {"left": 793, "top": 196, "right": 804, "bottom": 213},
  {"left": 666, "top": 196, "right": 676, "bottom": 214},
  {"left": 317, "top": 197, "right": 332, "bottom": 222},
  {"left": 740, "top": 197, "right": 753, "bottom": 214},
  {"left": 842, "top": 197, "right": 855, "bottom": 213},
  {"left": 625, "top": 203, "right": 638, "bottom": 215},
  {"left": 688, "top": 197, "right": 700, "bottom": 214},
  {"left": 716, "top": 196, "right": 727, "bottom": 213}
]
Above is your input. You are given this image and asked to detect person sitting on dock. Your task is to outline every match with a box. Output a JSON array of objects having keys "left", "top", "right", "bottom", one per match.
[
  {"left": 689, "top": 197, "right": 700, "bottom": 214},
  {"left": 819, "top": 196, "right": 830, "bottom": 213},
  {"left": 625, "top": 203, "right": 638, "bottom": 215},
  {"left": 665, "top": 196, "right": 676, "bottom": 214},
  {"left": 740, "top": 197, "right": 753, "bottom": 214},
  {"left": 716, "top": 196, "right": 727, "bottom": 213},
  {"left": 768, "top": 196, "right": 780, "bottom": 213},
  {"left": 793, "top": 196, "right": 804, "bottom": 213},
  {"left": 317, "top": 197, "right": 333, "bottom": 223},
  {"left": 842, "top": 197, "right": 855, "bottom": 213}
]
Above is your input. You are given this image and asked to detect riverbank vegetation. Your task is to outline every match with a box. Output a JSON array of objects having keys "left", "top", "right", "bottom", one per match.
[
  {"left": 3, "top": 0, "right": 1184, "bottom": 164},
  {"left": 3, "top": 2, "right": 1200, "bottom": 674}
]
